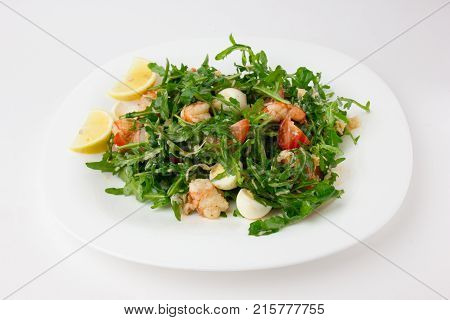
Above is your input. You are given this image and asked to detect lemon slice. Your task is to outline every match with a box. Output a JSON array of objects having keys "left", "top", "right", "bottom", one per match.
[
  {"left": 111, "top": 101, "right": 145, "bottom": 120},
  {"left": 71, "top": 110, "right": 113, "bottom": 154},
  {"left": 108, "top": 57, "right": 157, "bottom": 101}
]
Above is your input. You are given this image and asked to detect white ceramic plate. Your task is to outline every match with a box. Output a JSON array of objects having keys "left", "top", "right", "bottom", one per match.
[{"left": 42, "top": 38, "right": 412, "bottom": 271}]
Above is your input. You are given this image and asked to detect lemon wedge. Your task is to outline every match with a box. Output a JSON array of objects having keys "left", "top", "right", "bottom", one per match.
[
  {"left": 71, "top": 110, "right": 113, "bottom": 154},
  {"left": 108, "top": 57, "right": 156, "bottom": 101},
  {"left": 111, "top": 101, "right": 145, "bottom": 120}
]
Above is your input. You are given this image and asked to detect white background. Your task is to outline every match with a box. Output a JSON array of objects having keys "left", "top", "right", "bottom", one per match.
[
  {"left": 0, "top": 0, "right": 449, "bottom": 299},
  {"left": 1, "top": 301, "right": 450, "bottom": 319}
]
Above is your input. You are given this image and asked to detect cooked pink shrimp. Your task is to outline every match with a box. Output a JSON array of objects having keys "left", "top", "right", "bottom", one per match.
[
  {"left": 137, "top": 90, "right": 158, "bottom": 109},
  {"left": 130, "top": 128, "right": 149, "bottom": 143},
  {"left": 183, "top": 179, "right": 228, "bottom": 219},
  {"left": 263, "top": 100, "right": 306, "bottom": 123},
  {"left": 180, "top": 101, "right": 211, "bottom": 123}
]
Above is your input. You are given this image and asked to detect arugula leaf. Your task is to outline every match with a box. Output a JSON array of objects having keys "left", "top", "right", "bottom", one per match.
[
  {"left": 105, "top": 188, "right": 124, "bottom": 195},
  {"left": 338, "top": 97, "right": 371, "bottom": 112},
  {"left": 253, "top": 85, "right": 290, "bottom": 104},
  {"left": 148, "top": 62, "right": 165, "bottom": 76},
  {"left": 249, "top": 182, "right": 342, "bottom": 236},
  {"left": 292, "top": 67, "right": 316, "bottom": 89},
  {"left": 170, "top": 195, "right": 183, "bottom": 221},
  {"left": 86, "top": 161, "right": 114, "bottom": 172},
  {"left": 86, "top": 153, "right": 114, "bottom": 172},
  {"left": 215, "top": 34, "right": 254, "bottom": 61}
]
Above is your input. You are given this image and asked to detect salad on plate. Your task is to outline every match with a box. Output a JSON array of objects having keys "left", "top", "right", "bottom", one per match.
[{"left": 71, "top": 35, "right": 369, "bottom": 236}]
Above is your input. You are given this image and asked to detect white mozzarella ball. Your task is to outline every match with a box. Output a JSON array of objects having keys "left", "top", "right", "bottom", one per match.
[
  {"left": 212, "top": 88, "right": 247, "bottom": 111},
  {"left": 236, "top": 189, "right": 272, "bottom": 220},
  {"left": 209, "top": 164, "right": 237, "bottom": 190}
]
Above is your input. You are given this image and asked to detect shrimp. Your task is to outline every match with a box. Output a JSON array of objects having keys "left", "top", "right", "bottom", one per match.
[
  {"left": 263, "top": 100, "right": 306, "bottom": 123},
  {"left": 111, "top": 119, "right": 149, "bottom": 148},
  {"left": 180, "top": 101, "right": 211, "bottom": 124},
  {"left": 183, "top": 179, "right": 229, "bottom": 219},
  {"left": 289, "top": 104, "right": 307, "bottom": 123},
  {"left": 112, "top": 119, "right": 138, "bottom": 137},
  {"left": 137, "top": 90, "right": 158, "bottom": 109},
  {"left": 130, "top": 128, "right": 149, "bottom": 143}
]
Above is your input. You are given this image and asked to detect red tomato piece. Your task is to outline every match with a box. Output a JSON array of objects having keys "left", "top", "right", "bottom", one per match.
[
  {"left": 113, "top": 132, "right": 128, "bottom": 146},
  {"left": 278, "top": 116, "right": 310, "bottom": 150},
  {"left": 230, "top": 119, "right": 250, "bottom": 143}
]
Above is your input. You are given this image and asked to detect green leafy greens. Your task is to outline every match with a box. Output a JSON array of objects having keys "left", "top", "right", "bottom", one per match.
[{"left": 87, "top": 35, "right": 369, "bottom": 236}]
